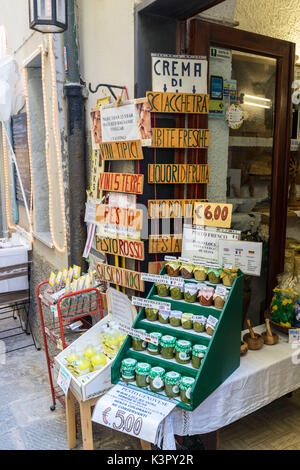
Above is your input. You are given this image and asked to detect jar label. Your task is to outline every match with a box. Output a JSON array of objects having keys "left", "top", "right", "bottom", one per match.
[
  {"left": 179, "top": 352, "right": 189, "bottom": 360},
  {"left": 186, "top": 388, "right": 192, "bottom": 399},
  {"left": 152, "top": 377, "right": 163, "bottom": 389}
]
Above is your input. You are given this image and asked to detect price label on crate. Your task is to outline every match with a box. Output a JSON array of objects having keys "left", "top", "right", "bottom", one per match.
[
  {"left": 140, "top": 273, "right": 184, "bottom": 288},
  {"left": 193, "top": 202, "right": 232, "bottom": 228},
  {"left": 118, "top": 323, "right": 160, "bottom": 346},
  {"left": 92, "top": 383, "right": 176, "bottom": 444},
  {"left": 57, "top": 366, "right": 72, "bottom": 395},
  {"left": 132, "top": 297, "right": 171, "bottom": 312}
]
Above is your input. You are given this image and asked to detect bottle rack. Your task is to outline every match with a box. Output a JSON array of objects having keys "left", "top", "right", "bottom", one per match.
[{"left": 111, "top": 266, "right": 244, "bottom": 411}]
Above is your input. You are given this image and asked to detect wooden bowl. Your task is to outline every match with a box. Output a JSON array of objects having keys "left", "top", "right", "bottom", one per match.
[
  {"left": 240, "top": 341, "right": 248, "bottom": 356},
  {"left": 243, "top": 333, "right": 264, "bottom": 350},
  {"left": 261, "top": 331, "right": 279, "bottom": 345}
]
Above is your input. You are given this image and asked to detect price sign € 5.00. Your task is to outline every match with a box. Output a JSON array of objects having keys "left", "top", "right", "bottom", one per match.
[
  {"left": 193, "top": 202, "right": 232, "bottom": 229},
  {"left": 102, "top": 407, "right": 143, "bottom": 436}
]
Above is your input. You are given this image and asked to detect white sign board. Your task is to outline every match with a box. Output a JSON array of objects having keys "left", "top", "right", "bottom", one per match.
[
  {"left": 218, "top": 240, "right": 263, "bottom": 276},
  {"left": 107, "top": 287, "right": 136, "bottom": 326},
  {"left": 101, "top": 104, "right": 139, "bottom": 143},
  {"left": 92, "top": 383, "right": 176, "bottom": 444},
  {"left": 57, "top": 366, "right": 72, "bottom": 395},
  {"left": 152, "top": 53, "right": 208, "bottom": 94},
  {"left": 132, "top": 296, "right": 171, "bottom": 312},
  {"left": 182, "top": 224, "right": 241, "bottom": 264}
]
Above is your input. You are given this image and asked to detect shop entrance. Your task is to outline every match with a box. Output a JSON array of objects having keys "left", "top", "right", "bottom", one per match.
[{"left": 188, "top": 20, "right": 295, "bottom": 325}]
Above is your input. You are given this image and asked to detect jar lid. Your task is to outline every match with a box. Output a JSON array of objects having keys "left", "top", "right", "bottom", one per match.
[
  {"left": 160, "top": 335, "right": 176, "bottom": 347},
  {"left": 192, "top": 344, "right": 207, "bottom": 357},
  {"left": 122, "top": 358, "right": 137, "bottom": 369},
  {"left": 193, "top": 315, "right": 207, "bottom": 325},
  {"left": 207, "top": 268, "right": 222, "bottom": 275},
  {"left": 150, "top": 332, "right": 162, "bottom": 339},
  {"left": 165, "top": 371, "right": 181, "bottom": 385},
  {"left": 175, "top": 340, "right": 192, "bottom": 352},
  {"left": 193, "top": 265, "right": 207, "bottom": 272},
  {"left": 184, "top": 283, "right": 199, "bottom": 293},
  {"left": 179, "top": 376, "right": 195, "bottom": 390},
  {"left": 149, "top": 366, "right": 165, "bottom": 379},
  {"left": 170, "top": 285, "right": 184, "bottom": 292},
  {"left": 170, "top": 310, "right": 183, "bottom": 319},
  {"left": 136, "top": 362, "right": 151, "bottom": 375},
  {"left": 182, "top": 313, "right": 193, "bottom": 320}
]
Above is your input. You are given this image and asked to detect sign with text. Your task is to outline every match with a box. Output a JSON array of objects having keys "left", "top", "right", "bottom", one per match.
[
  {"left": 92, "top": 383, "right": 176, "bottom": 444},
  {"left": 193, "top": 202, "right": 233, "bottom": 228},
  {"left": 97, "top": 263, "right": 144, "bottom": 292},
  {"left": 148, "top": 164, "right": 210, "bottom": 184},
  {"left": 218, "top": 240, "right": 262, "bottom": 276},
  {"left": 147, "top": 91, "right": 209, "bottom": 114},
  {"left": 98, "top": 172, "right": 144, "bottom": 195},
  {"left": 118, "top": 323, "right": 161, "bottom": 345},
  {"left": 152, "top": 53, "right": 208, "bottom": 94},
  {"left": 131, "top": 297, "right": 171, "bottom": 312},
  {"left": 149, "top": 234, "right": 182, "bottom": 254},
  {"left": 96, "top": 237, "right": 145, "bottom": 261},
  {"left": 152, "top": 128, "right": 210, "bottom": 149},
  {"left": 97, "top": 224, "right": 141, "bottom": 241},
  {"left": 57, "top": 366, "right": 71, "bottom": 396},
  {"left": 140, "top": 273, "right": 184, "bottom": 287},
  {"left": 99, "top": 140, "right": 144, "bottom": 161},
  {"left": 90, "top": 150, "right": 104, "bottom": 199},
  {"left": 148, "top": 199, "right": 206, "bottom": 219},
  {"left": 96, "top": 205, "right": 143, "bottom": 230}
]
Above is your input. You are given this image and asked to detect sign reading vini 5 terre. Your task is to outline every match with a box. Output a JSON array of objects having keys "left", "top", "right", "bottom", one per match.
[
  {"left": 146, "top": 92, "right": 209, "bottom": 114},
  {"left": 98, "top": 172, "right": 144, "bottom": 195}
]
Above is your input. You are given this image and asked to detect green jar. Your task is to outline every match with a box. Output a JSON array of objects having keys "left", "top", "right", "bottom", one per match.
[
  {"left": 175, "top": 340, "right": 192, "bottom": 364},
  {"left": 193, "top": 315, "right": 207, "bottom": 333},
  {"left": 158, "top": 310, "right": 170, "bottom": 324},
  {"left": 147, "top": 332, "right": 162, "bottom": 356},
  {"left": 165, "top": 371, "right": 181, "bottom": 398},
  {"left": 149, "top": 367, "right": 165, "bottom": 392},
  {"left": 192, "top": 345, "right": 207, "bottom": 369},
  {"left": 181, "top": 313, "right": 193, "bottom": 330},
  {"left": 121, "top": 358, "right": 137, "bottom": 383},
  {"left": 179, "top": 377, "right": 195, "bottom": 405},
  {"left": 160, "top": 335, "right": 176, "bottom": 359},
  {"left": 136, "top": 362, "right": 151, "bottom": 388},
  {"left": 156, "top": 283, "right": 170, "bottom": 297},
  {"left": 169, "top": 310, "right": 182, "bottom": 327},
  {"left": 132, "top": 329, "right": 147, "bottom": 351},
  {"left": 207, "top": 268, "right": 222, "bottom": 284},
  {"left": 170, "top": 285, "right": 183, "bottom": 300},
  {"left": 145, "top": 308, "right": 159, "bottom": 322},
  {"left": 184, "top": 284, "right": 198, "bottom": 303}
]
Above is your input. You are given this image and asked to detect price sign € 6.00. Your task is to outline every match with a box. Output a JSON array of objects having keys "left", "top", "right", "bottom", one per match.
[{"left": 193, "top": 202, "right": 232, "bottom": 229}]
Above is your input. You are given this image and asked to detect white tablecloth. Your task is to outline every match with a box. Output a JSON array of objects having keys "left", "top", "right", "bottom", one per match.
[{"left": 160, "top": 325, "right": 300, "bottom": 450}]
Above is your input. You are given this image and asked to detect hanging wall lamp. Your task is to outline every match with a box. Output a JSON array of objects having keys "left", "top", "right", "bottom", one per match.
[{"left": 28, "top": 0, "right": 68, "bottom": 33}]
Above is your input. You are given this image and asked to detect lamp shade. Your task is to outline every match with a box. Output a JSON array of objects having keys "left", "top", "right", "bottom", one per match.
[{"left": 29, "top": 0, "right": 68, "bottom": 33}]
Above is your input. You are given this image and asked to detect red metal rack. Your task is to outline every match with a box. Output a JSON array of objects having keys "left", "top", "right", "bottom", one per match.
[{"left": 37, "top": 281, "right": 104, "bottom": 411}]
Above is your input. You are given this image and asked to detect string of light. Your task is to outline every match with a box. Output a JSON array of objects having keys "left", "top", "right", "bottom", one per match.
[{"left": 2, "top": 126, "right": 16, "bottom": 231}]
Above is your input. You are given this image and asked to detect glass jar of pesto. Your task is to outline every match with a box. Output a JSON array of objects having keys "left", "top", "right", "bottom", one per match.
[
  {"left": 145, "top": 308, "right": 159, "bottom": 322},
  {"left": 193, "top": 315, "right": 207, "bottom": 333},
  {"left": 164, "top": 371, "right": 181, "bottom": 398},
  {"left": 169, "top": 310, "right": 182, "bottom": 327},
  {"left": 175, "top": 340, "right": 192, "bottom": 364},
  {"left": 156, "top": 283, "right": 170, "bottom": 297},
  {"left": 170, "top": 285, "right": 183, "bottom": 300},
  {"left": 158, "top": 309, "right": 170, "bottom": 324},
  {"left": 179, "top": 377, "right": 195, "bottom": 405},
  {"left": 181, "top": 313, "right": 193, "bottom": 330},
  {"left": 121, "top": 358, "right": 137, "bottom": 383},
  {"left": 132, "top": 329, "right": 147, "bottom": 351},
  {"left": 136, "top": 362, "right": 151, "bottom": 388},
  {"left": 207, "top": 268, "right": 222, "bottom": 285},
  {"left": 147, "top": 332, "right": 162, "bottom": 356},
  {"left": 184, "top": 284, "right": 198, "bottom": 303},
  {"left": 192, "top": 345, "right": 207, "bottom": 369},
  {"left": 160, "top": 335, "right": 176, "bottom": 359},
  {"left": 149, "top": 367, "right": 165, "bottom": 392}
]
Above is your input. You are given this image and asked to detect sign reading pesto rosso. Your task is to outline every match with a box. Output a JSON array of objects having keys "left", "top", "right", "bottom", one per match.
[
  {"left": 146, "top": 92, "right": 209, "bottom": 114},
  {"left": 99, "top": 140, "right": 143, "bottom": 161},
  {"left": 97, "top": 263, "right": 144, "bottom": 292},
  {"left": 98, "top": 172, "right": 144, "bottom": 195},
  {"left": 148, "top": 199, "right": 206, "bottom": 219},
  {"left": 152, "top": 128, "right": 210, "bottom": 149},
  {"left": 149, "top": 235, "right": 182, "bottom": 254},
  {"left": 96, "top": 237, "right": 145, "bottom": 261},
  {"left": 148, "top": 164, "right": 210, "bottom": 184}
]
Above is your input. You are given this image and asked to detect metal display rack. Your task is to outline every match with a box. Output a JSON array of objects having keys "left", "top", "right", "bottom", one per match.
[{"left": 37, "top": 281, "right": 104, "bottom": 410}]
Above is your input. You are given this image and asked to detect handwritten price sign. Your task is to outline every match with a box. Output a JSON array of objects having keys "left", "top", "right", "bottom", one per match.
[
  {"left": 193, "top": 202, "right": 232, "bottom": 228},
  {"left": 102, "top": 407, "right": 143, "bottom": 435}
]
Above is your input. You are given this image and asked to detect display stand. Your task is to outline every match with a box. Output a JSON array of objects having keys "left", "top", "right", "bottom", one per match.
[
  {"left": 112, "top": 266, "right": 244, "bottom": 411},
  {"left": 36, "top": 281, "right": 103, "bottom": 410}
]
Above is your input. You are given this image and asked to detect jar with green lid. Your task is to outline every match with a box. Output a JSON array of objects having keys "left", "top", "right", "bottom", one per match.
[
  {"left": 179, "top": 377, "right": 195, "bottom": 405},
  {"left": 132, "top": 329, "right": 147, "bottom": 351},
  {"left": 175, "top": 340, "right": 192, "bottom": 364},
  {"left": 156, "top": 283, "right": 170, "bottom": 297},
  {"left": 121, "top": 358, "right": 137, "bottom": 383},
  {"left": 158, "top": 309, "right": 170, "bottom": 324},
  {"left": 170, "top": 285, "right": 183, "bottom": 300},
  {"left": 193, "top": 315, "right": 207, "bottom": 333},
  {"left": 192, "top": 345, "right": 207, "bottom": 369},
  {"left": 165, "top": 371, "right": 181, "bottom": 397},
  {"left": 181, "top": 313, "right": 193, "bottom": 330},
  {"left": 207, "top": 268, "right": 222, "bottom": 284},
  {"left": 184, "top": 284, "right": 198, "bottom": 303},
  {"left": 149, "top": 367, "right": 165, "bottom": 392},
  {"left": 147, "top": 332, "right": 162, "bottom": 356},
  {"left": 169, "top": 310, "right": 182, "bottom": 327},
  {"left": 160, "top": 335, "right": 176, "bottom": 359},
  {"left": 145, "top": 308, "right": 159, "bottom": 322},
  {"left": 136, "top": 362, "right": 151, "bottom": 388}
]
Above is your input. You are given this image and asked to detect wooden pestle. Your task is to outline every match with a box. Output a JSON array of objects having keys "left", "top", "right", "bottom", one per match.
[
  {"left": 247, "top": 319, "right": 256, "bottom": 339},
  {"left": 265, "top": 318, "right": 273, "bottom": 338}
]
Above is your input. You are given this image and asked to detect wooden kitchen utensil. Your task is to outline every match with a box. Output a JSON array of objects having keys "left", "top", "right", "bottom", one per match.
[
  {"left": 240, "top": 340, "right": 248, "bottom": 356},
  {"left": 262, "top": 318, "right": 279, "bottom": 345},
  {"left": 243, "top": 319, "right": 264, "bottom": 350}
]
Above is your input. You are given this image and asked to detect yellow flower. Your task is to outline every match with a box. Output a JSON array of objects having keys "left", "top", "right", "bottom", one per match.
[{"left": 272, "top": 305, "right": 278, "bottom": 311}]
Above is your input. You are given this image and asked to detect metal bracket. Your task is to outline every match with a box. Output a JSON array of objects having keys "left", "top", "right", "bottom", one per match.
[{"left": 88, "top": 83, "right": 127, "bottom": 101}]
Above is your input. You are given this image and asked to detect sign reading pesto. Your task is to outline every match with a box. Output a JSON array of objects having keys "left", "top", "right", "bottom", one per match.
[
  {"left": 96, "top": 205, "right": 143, "bottom": 230},
  {"left": 152, "top": 128, "right": 210, "bottom": 149},
  {"left": 148, "top": 164, "right": 210, "bottom": 184},
  {"left": 99, "top": 140, "right": 144, "bottom": 161},
  {"left": 146, "top": 92, "right": 209, "bottom": 114}
]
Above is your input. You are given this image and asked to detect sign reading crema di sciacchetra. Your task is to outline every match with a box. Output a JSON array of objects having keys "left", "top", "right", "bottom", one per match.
[
  {"left": 152, "top": 128, "right": 210, "bottom": 149},
  {"left": 148, "top": 164, "right": 210, "bottom": 184}
]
